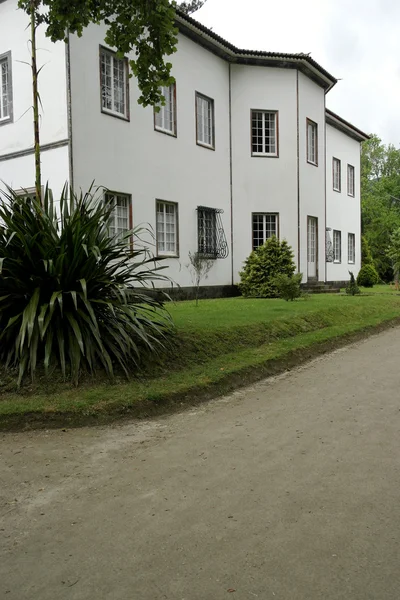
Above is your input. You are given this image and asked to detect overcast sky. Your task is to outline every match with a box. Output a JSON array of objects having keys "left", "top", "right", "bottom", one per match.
[{"left": 191, "top": 0, "right": 400, "bottom": 146}]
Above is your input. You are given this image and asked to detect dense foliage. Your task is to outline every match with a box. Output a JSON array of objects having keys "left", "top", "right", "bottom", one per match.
[
  {"left": 345, "top": 271, "right": 360, "bottom": 296},
  {"left": 361, "top": 235, "right": 373, "bottom": 266},
  {"left": 0, "top": 187, "right": 173, "bottom": 385},
  {"left": 239, "top": 237, "right": 296, "bottom": 298},
  {"left": 356, "top": 264, "right": 379, "bottom": 288},
  {"left": 361, "top": 134, "right": 400, "bottom": 280},
  {"left": 18, "top": 0, "right": 206, "bottom": 108},
  {"left": 179, "top": 0, "right": 208, "bottom": 13},
  {"left": 387, "top": 227, "right": 400, "bottom": 282},
  {"left": 272, "top": 273, "right": 303, "bottom": 301}
]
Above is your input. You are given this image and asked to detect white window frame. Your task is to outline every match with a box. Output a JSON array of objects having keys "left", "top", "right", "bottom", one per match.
[
  {"left": 333, "top": 230, "right": 342, "bottom": 263},
  {"left": 348, "top": 233, "right": 355, "bottom": 264},
  {"left": 306, "top": 119, "right": 318, "bottom": 165},
  {"left": 105, "top": 192, "right": 132, "bottom": 242},
  {"left": 333, "top": 158, "right": 341, "bottom": 192},
  {"left": 0, "top": 51, "right": 13, "bottom": 125},
  {"left": 100, "top": 46, "right": 129, "bottom": 120},
  {"left": 13, "top": 186, "right": 45, "bottom": 201},
  {"left": 252, "top": 213, "right": 279, "bottom": 250},
  {"left": 196, "top": 92, "right": 215, "bottom": 149},
  {"left": 154, "top": 83, "right": 177, "bottom": 136},
  {"left": 251, "top": 110, "right": 278, "bottom": 157},
  {"left": 156, "top": 200, "right": 178, "bottom": 257},
  {"left": 347, "top": 164, "right": 355, "bottom": 197}
]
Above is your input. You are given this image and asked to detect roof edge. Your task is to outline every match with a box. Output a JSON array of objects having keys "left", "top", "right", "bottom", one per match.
[
  {"left": 175, "top": 10, "right": 337, "bottom": 91},
  {"left": 326, "top": 109, "right": 370, "bottom": 142}
]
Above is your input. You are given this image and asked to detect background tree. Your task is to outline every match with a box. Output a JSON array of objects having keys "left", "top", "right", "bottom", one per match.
[
  {"left": 361, "top": 235, "right": 373, "bottom": 266},
  {"left": 361, "top": 134, "right": 400, "bottom": 281},
  {"left": 387, "top": 227, "right": 400, "bottom": 285}
]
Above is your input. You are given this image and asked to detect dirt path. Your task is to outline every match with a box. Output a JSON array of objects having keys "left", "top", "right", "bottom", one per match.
[{"left": 2, "top": 328, "right": 400, "bottom": 599}]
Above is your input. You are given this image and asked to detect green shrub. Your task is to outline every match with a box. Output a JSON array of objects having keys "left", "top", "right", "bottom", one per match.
[
  {"left": 272, "top": 273, "right": 303, "bottom": 301},
  {"left": 345, "top": 271, "right": 360, "bottom": 296},
  {"left": 357, "top": 264, "right": 379, "bottom": 288},
  {"left": 0, "top": 185, "right": 174, "bottom": 385},
  {"left": 239, "top": 236, "right": 296, "bottom": 298}
]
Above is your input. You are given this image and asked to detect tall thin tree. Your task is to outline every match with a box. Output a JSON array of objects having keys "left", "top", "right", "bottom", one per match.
[{"left": 30, "top": 0, "right": 42, "bottom": 205}]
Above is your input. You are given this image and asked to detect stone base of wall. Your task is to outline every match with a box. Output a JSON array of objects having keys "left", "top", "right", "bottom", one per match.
[
  {"left": 149, "top": 285, "right": 241, "bottom": 302},
  {"left": 326, "top": 281, "right": 348, "bottom": 288}
]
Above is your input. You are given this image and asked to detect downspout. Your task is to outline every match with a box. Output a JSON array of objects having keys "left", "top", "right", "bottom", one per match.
[
  {"left": 296, "top": 70, "right": 300, "bottom": 273},
  {"left": 65, "top": 32, "right": 74, "bottom": 191},
  {"left": 324, "top": 91, "right": 327, "bottom": 283},
  {"left": 229, "top": 62, "right": 234, "bottom": 286}
]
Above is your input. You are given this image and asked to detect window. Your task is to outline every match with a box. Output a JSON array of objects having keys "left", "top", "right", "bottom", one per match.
[
  {"left": 347, "top": 164, "right": 355, "bottom": 197},
  {"left": 333, "top": 158, "right": 341, "bottom": 192},
  {"left": 0, "top": 51, "right": 13, "bottom": 125},
  {"left": 251, "top": 111, "right": 278, "bottom": 156},
  {"left": 198, "top": 207, "right": 218, "bottom": 256},
  {"left": 252, "top": 213, "right": 279, "bottom": 250},
  {"left": 333, "top": 230, "right": 341, "bottom": 262},
  {"left": 348, "top": 233, "right": 355, "bottom": 264},
  {"left": 306, "top": 119, "right": 318, "bottom": 165},
  {"left": 196, "top": 93, "right": 214, "bottom": 148},
  {"left": 106, "top": 192, "right": 131, "bottom": 242},
  {"left": 156, "top": 201, "right": 178, "bottom": 256},
  {"left": 13, "top": 186, "right": 45, "bottom": 201},
  {"left": 100, "top": 47, "right": 129, "bottom": 119},
  {"left": 155, "top": 84, "right": 176, "bottom": 136}
]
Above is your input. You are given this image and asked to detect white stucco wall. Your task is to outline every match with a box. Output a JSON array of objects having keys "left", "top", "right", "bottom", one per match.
[
  {"left": 297, "top": 72, "right": 326, "bottom": 282},
  {"left": 326, "top": 124, "right": 362, "bottom": 282},
  {"left": 69, "top": 27, "right": 232, "bottom": 289},
  {"left": 0, "top": 2, "right": 364, "bottom": 290},
  {"left": 0, "top": 0, "right": 69, "bottom": 156},
  {"left": 0, "top": 145, "right": 70, "bottom": 201},
  {"left": 230, "top": 65, "right": 298, "bottom": 283}
]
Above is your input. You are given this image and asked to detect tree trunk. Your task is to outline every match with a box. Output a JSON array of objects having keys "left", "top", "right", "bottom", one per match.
[{"left": 31, "top": 0, "right": 42, "bottom": 205}]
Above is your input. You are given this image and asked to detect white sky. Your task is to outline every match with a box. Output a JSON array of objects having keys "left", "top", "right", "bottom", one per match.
[{"left": 192, "top": 0, "right": 400, "bottom": 146}]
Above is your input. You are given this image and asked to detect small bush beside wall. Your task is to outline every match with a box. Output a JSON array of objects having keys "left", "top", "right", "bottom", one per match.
[
  {"left": 357, "top": 264, "right": 379, "bottom": 288},
  {"left": 272, "top": 273, "right": 303, "bottom": 301},
  {"left": 239, "top": 237, "right": 296, "bottom": 298}
]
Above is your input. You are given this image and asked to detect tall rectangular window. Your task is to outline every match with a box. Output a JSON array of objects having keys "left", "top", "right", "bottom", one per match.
[
  {"left": 196, "top": 93, "right": 214, "bottom": 149},
  {"left": 156, "top": 201, "right": 178, "bottom": 256},
  {"left": 333, "top": 158, "right": 341, "bottom": 192},
  {"left": 251, "top": 111, "right": 278, "bottom": 156},
  {"left": 348, "top": 233, "right": 355, "bottom": 264},
  {"left": 155, "top": 84, "right": 176, "bottom": 136},
  {"left": 0, "top": 52, "right": 13, "bottom": 124},
  {"left": 106, "top": 192, "right": 131, "bottom": 242},
  {"left": 252, "top": 213, "right": 279, "bottom": 250},
  {"left": 198, "top": 207, "right": 217, "bottom": 256},
  {"left": 100, "top": 47, "right": 129, "bottom": 119},
  {"left": 333, "top": 230, "right": 342, "bottom": 262},
  {"left": 347, "top": 164, "right": 355, "bottom": 197},
  {"left": 307, "top": 119, "right": 318, "bottom": 165}
]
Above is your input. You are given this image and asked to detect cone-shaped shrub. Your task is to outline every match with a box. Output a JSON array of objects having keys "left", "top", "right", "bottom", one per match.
[{"left": 239, "top": 236, "right": 296, "bottom": 298}]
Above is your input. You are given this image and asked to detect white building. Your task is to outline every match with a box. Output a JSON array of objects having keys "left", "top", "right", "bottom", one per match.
[{"left": 0, "top": 1, "right": 369, "bottom": 295}]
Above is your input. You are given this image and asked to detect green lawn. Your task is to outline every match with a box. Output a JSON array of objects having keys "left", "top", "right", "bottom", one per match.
[
  {"left": 357, "top": 284, "right": 399, "bottom": 294},
  {"left": 1, "top": 292, "right": 400, "bottom": 429}
]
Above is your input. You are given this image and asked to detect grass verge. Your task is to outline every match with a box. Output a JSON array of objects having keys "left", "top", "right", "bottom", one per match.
[{"left": 1, "top": 294, "right": 400, "bottom": 431}]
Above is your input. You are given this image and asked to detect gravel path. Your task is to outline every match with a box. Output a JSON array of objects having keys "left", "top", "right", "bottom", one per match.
[{"left": 1, "top": 328, "right": 400, "bottom": 599}]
